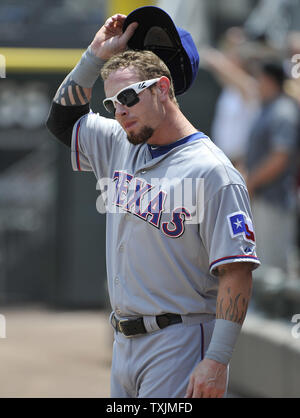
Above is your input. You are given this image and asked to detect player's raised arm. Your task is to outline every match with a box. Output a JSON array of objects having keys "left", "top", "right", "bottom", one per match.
[{"left": 46, "top": 14, "right": 138, "bottom": 147}]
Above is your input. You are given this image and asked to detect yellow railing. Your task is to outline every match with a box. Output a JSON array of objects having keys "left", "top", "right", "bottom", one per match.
[
  {"left": 108, "top": 0, "right": 156, "bottom": 17},
  {"left": 0, "top": 1, "right": 158, "bottom": 73},
  {"left": 0, "top": 47, "right": 84, "bottom": 72}
]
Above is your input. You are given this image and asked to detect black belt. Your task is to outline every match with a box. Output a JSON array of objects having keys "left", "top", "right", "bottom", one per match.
[{"left": 111, "top": 313, "right": 182, "bottom": 337}]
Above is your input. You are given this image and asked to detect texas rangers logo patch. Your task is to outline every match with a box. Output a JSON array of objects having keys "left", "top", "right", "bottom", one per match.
[{"left": 228, "top": 212, "right": 255, "bottom": 243}]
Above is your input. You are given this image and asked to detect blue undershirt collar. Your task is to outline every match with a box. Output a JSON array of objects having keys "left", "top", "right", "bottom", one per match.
[{"left": 147, "top": 132, "right": 207, "bottom": 159}]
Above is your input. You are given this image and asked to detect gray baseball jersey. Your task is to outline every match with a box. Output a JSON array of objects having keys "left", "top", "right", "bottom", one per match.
[{"left": 71, "top": 111, "right": 260, "bottom": 319}]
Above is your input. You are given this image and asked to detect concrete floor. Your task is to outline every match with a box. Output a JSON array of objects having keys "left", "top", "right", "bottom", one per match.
[{"left": 0, "top": 306, "right": 113, "bottom": 398}]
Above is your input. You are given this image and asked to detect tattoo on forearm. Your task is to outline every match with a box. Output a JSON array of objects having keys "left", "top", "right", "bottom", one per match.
[
  {"left": 54, "top": 75, "right": 89, "bottom": 106},
  {"left": 216, "top": 287, "right": 250, "bottom": 324}
]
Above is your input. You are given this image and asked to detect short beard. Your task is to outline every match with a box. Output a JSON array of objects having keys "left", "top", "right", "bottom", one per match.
[{"left": 127, "top": 126, "right": 154, "bottom": 146}]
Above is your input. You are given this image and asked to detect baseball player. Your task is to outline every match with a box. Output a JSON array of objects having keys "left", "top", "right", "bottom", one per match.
[{"left": 46, "top": 7, "right": 260, "bottom": 398}]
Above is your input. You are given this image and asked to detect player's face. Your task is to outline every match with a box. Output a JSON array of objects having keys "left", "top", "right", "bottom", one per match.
[{"left": 104, "top": 68, "right": 165, "bottom": 145}]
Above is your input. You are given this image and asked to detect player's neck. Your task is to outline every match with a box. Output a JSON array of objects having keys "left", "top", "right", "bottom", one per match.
[{"left": 147, "top": 105, "right": 198, "bottom": 146}]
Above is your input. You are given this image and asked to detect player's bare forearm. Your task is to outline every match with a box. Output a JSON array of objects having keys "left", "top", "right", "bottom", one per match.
[
  {"left": 53, "top": 75, "right": 92, "bottom": 106},
  {"left": 216, "top": 262, "right": 253, "bottom": 325},
  {"left": 185, "top": 263, "right": 253, "bottom": 398}
]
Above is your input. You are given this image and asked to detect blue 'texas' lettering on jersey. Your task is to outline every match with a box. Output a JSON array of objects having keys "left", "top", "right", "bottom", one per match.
[
  {"left": 139, "top": 190, "right": 167, "bottom": 227},
  {"left": 113, "top": 170, "right": 190, "bottom": 238},
  {"left": 113, "top": 171, "right": 133, "bottom": 206},
  {"left": 124, "top": 178, "right": 153, "bottom": 214},
  {"left": 162, "top": 207, "right": 191, "bottom": 238}
]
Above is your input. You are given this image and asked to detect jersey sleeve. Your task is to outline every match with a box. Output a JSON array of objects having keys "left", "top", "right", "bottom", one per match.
[
  {"left": 70, "top": 112, "right": 123, "bottom": 177},
  {"left": 200, "top": 183, "right": 260, "bottom": 276}
]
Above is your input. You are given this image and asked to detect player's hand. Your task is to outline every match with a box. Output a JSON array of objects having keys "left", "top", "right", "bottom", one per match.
[
  {"left": 185, "top": 358, "right": 227, "bottom": 398},
  {"left": 90, "top": 14, "right": 138, "bottom": 60}
]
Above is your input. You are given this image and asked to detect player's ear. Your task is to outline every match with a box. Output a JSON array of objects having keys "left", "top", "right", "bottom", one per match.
[{"left": 156, "top": 76, "right": 170, "bottom": 102}]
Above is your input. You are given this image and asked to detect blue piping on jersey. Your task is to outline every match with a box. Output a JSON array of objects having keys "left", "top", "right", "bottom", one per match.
[{"left": 75, "top": 120, "right": 81, "bottom": 171}]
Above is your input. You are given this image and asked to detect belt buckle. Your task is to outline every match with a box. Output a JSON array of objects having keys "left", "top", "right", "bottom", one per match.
[{"left": 118, "top": 319, "right": 131, "bottom": 336}]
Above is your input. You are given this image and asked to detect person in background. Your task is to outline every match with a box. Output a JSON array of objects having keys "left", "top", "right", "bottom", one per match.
[
  {"left": 201, "top": 27, "right": 260, "bottom": 170},
  {"left": 245, "top": 59, "right": 300, "bottom": 275}
]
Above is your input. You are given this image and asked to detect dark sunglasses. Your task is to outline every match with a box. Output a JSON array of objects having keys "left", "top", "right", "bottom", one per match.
[{"left": 103, "top": 78, "right": 160, "bottom": 114}]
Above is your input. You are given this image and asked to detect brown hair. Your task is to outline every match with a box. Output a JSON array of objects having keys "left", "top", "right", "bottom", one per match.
[{"left": 101, "top": 49, "right": 178, "bottom": 104}]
